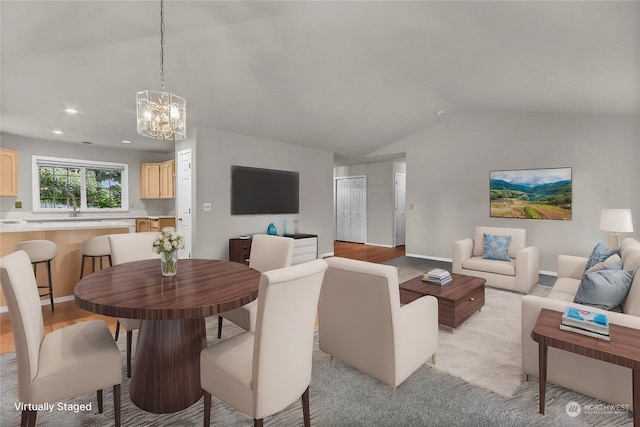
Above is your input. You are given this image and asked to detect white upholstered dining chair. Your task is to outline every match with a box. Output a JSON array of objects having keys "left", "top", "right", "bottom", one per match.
[
  {"left": 318, "top": 256, "right": 439, "bottom": 389},
  {"left": 201, "top": 259, "right": 327, "bottom": 427},
  {"left": 217, "top": 234, "right": 294, "bottom": 338},
  {"left": 108, "top": 232, "right": 160, "bottom": 377},
  {"left": 0, "top": 250, "right": 121, "bottom": 427}
]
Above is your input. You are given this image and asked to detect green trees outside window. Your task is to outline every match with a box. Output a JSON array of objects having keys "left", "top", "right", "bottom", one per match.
[{"left": 34, "top": 156, "right": 128, "bottom": 212}]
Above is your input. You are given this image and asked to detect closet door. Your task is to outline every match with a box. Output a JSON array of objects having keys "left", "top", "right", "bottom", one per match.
[{"left": 335, "top": 177, "right": 366, "bottom": 243}]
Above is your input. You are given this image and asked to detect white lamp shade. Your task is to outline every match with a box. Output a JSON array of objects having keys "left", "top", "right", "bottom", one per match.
[{"left": 600, "top": 209, "right": 634, "bottom": 233}]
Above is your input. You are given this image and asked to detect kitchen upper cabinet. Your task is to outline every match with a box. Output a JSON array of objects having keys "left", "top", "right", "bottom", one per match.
[
  {"left": 140, "top": 163, "right": 160, "bottom": 198},
  {"left": 159, "top": 159, "right": 175, "bottom": 199},
  {"left": 140, "top": 160, "right": 174, "bottom": 199},
  {"left": 0, "top": 148, "right": 19, "bottom": 196}
]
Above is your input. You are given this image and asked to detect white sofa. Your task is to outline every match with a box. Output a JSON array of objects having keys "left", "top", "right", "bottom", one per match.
[
  {"left": 453, "top": 226, "right": 539, "bottom": 294},
  {"left": 318, "top": 257, "right": 439, "bottom": 388},
  {"left": 521, "top": 237, "right": 640, "bottom": 409}
]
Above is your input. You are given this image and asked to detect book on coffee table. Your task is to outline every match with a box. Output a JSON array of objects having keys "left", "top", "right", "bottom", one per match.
[
  {"left": 561, "top": 306, "right": 610, "bottom": 337},
  {"left": 422, "top": 269, "right": 452, "bottom": 285}
]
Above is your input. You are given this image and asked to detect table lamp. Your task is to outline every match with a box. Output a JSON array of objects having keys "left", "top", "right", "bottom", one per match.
[{"left": 600, "top": 209, "right": 634, "bottom": 248}]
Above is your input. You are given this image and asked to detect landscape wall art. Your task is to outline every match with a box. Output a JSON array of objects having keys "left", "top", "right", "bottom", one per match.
[{"left": 490, "top": 167, "right": 572, "bottom": 220}]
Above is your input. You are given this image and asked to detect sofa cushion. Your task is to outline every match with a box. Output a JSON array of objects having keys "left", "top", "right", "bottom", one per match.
[
  {"left": 462, "top": 256, "right": 516, "bottom": 276},
  {"left": 472, "top": 226, "right": 526, "bottom": 258},
  {"left": 586, "top": 254, "right": 623, "bottom": 273},
  {"left": 622, "top": 251, "right": 640, "bottom": 315},
  {"left": 547, "top": 278, "right": 581, "bottom": 301},
  {"left": 482, "top": 233, "right": 511, "bottom": 261},
  {"left": 584, "top": 243, "right": 620, "bottom": 272},
  {"left": 620, "top": 239, "right": 640, "bottom": 264},
  {"left": 574, "top": 269, "right": 633, "bottom": 310}
]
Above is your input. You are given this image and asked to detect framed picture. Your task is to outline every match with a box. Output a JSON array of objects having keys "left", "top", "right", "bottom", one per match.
[{"left": 490, "top": 167, "right": 572, "bottom": 220}]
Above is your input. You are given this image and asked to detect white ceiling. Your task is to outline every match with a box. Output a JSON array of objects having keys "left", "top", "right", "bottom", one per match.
[{"left": 1, "top": 1, "right": 638, "bottom": 163}]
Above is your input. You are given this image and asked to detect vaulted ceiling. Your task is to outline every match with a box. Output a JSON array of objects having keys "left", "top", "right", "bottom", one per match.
[{"left": 1, "top": 1, "right": 638, "bottom": 163}]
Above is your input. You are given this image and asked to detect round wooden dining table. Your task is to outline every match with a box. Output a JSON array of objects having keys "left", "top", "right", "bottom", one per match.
[{"left": 74, "top": 258, "right": 261, "bottom": 414}]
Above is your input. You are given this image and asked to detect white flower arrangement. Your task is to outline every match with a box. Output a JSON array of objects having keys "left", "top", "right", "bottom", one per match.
[
  {"left": 153, "top": 230, "right": 185, "bottom": 276},
  {"left": 153, "top": 230, "right": 186, "bottom": 254}
]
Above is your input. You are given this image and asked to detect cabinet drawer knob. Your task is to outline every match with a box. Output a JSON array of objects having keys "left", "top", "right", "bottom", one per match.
[{"left": 469, "top": 297, "right": 475, "bottom": 301}]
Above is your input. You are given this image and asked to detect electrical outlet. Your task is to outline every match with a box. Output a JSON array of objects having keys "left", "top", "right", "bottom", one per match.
[
  {"left": 15, "top": 201, "right": 22, "bottom": 209},
  {"left": 203, "top": 203, "right": 212, "bottom": 211}
]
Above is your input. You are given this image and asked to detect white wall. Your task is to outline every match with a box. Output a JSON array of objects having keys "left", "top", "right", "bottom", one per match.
[
  {"left": 373, "top": 112, "right": 640, "bottom": 272},
  {"left": 0, "top": 134, "right": 174, "bottom": 218},
  {"left": 189, "top": 127, "right": 334, "bottom": 260}
]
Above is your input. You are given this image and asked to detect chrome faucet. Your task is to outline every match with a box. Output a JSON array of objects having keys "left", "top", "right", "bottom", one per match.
[{"left": 68, "top": 194, "right": 79, "bottom": 217}]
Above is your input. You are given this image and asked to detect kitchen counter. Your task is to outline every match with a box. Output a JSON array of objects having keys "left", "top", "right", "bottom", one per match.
[{"left": 0, "top": 219, "right": 136, "bottom": 233}]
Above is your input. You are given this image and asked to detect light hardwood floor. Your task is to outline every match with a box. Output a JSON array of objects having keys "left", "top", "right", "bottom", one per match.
[{"left": 0, "top": 241, "right": 405, "bottom": 354}]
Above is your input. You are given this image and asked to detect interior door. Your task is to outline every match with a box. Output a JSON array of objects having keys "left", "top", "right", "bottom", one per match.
[
  {"left": 336, "top": 178, "right": 350, "bottom": 241},
  {"left": 176, "top": 149, "right": 192, "bottom": 258},
  {"left": 394, "top": 173, "right": 406, "bottom": 246},
  {"left": 350, "top": 177, "right": 366, "bottom": 243},
  {"left": 335, "top": 177, "right": 366, "bottom": 243}
]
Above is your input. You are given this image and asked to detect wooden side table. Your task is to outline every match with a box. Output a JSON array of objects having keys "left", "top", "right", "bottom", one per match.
[{"left": 531, "top": 309, "right": 640, "bottom": 426}]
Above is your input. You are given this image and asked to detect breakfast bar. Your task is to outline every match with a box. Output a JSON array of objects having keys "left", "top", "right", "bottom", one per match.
[{"left": 0, "top": 219, "right": 135, "bottom": 306}]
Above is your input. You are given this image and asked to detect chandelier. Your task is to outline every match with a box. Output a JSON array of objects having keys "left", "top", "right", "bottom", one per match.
[{"left": 136, "top": 0, "right": 186, "bottom": 141}]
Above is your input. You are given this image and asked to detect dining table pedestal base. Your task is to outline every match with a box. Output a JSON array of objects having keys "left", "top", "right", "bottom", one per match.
[{"left": 130, "top": 318, "right": 208, "bottom": 413}]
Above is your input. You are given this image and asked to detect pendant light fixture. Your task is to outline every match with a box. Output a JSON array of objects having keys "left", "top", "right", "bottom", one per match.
[{"left": 136, "top": 0, "right": 186, "bottom": 141}]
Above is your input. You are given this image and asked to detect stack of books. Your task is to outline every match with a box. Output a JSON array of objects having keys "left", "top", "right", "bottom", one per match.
[
  {"left": 422, "top": 268, "right": 452, "bottom": 285},
  {"left": 560, "top": 306, "right": 610, "bottom": 341}
]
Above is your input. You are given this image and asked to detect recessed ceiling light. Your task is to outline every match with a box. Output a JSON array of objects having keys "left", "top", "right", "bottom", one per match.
[
  {"left": 64, "top": 108, "right": 78, "bottom": 114},
  {"left": 121, "top": 140, "right": 132, "bottom": 144},
  {"left": 51, "top": 130, "right": 64, "bottom": 135},
  {"left": 437, "top": 110, "right": 446, "bottom": 117}
]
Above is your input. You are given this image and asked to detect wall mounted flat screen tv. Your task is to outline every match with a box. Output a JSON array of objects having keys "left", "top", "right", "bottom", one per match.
[{"left": 231, "top": 166, "right": 299, "bottom": 215}]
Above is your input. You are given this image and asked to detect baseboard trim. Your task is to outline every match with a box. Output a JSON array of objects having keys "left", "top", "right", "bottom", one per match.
[
  {"left": 1, "top": 294, "right": 75, "bottom": 313},
  {"left": 405, "top": 253, "right": 453, "bottom": 263},
  {"left": 364, "top": 242, "right": 395, "bottom": 248},
  {"left": 539, "top": 270, "right": 557, "bottom": 277}
]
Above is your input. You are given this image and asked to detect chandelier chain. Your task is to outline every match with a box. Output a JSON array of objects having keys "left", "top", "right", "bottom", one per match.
[{"left": 160, "top": 0, "right": 165, "bottom": 92}]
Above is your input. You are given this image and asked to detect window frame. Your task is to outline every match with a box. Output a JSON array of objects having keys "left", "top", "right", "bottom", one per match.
[{"left": 32, "top": 155, "right": 129, "bottom": 213}]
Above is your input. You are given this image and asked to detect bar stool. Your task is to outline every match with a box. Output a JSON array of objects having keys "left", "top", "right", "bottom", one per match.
[
  {"left": 15, "top": 240, "right": 58, "bottom": 312},
  {"left": 79, "top": 235, "right": 112, "bottom": 279}
]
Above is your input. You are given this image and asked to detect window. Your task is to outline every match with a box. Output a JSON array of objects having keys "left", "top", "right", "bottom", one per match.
[{"left": 33, "top": 156, "right": 129, "bottom": 212}]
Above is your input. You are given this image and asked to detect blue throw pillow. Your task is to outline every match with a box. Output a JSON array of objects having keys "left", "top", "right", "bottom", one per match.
[
  {"left": 584, "top": 243, "right": 620, "bottom": 272},
  {"left": 482, "top": 233, "right": 511, "bottom": 261},
  {"left": 574, "top": 269, "right": 633, "bottom": 310}
]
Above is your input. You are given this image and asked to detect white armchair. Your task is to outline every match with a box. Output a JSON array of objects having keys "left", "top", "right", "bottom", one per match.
[
  {"left": 318, "top": 257, "right": 438, "bottom": 389},
  {"left": 453, "top": 226, "right": 539, "bottom": 294}
]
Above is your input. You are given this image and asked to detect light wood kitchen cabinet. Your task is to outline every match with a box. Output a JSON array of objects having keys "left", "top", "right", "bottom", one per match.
[
  {"left": 140, "top": 160, "right": 174, "bottom": 199},
  {"left": 140, "top": 163, "right": 160, "bottom": 199},
  {"left": 136, "top": 217, "right": 176, "bottom": 232},
  {"left": 159, "top": 159, "right": 175, "bottom": 199},
  {"left": 0, "top": 148, "right": 19, "bottom": 196}
]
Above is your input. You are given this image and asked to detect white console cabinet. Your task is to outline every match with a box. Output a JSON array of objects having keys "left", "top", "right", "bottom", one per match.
[{"left": 291, "top": 236, "right": 318, "bottom": 265}]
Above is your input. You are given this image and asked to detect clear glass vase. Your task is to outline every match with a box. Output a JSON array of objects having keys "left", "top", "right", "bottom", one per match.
[{"left": 161, "top": 250, "right": 178, "bottom": 276}]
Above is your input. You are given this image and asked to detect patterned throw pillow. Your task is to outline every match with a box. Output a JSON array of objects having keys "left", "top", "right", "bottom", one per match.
[
  {"left": 584, "top": 243, "right": 620, "bottom": 272},
  {"left": 574, "top": 269, "right": 633, "bottom": 310},
  {"left": 482, "top": 233, "right": 511, "bottom": 261}
]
